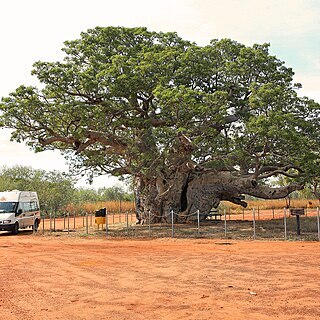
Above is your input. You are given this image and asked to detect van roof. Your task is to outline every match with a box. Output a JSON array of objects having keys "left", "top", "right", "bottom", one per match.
[{"left": 0, "top": 190, "right": 38, "bottom": 202}]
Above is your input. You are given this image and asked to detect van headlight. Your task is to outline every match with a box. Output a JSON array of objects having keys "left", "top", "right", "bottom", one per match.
[{"left": 3, "top": 220, "right": 11, "bottom": 224}]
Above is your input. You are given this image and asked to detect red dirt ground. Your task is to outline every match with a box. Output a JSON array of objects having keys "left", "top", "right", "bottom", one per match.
[{"left": 0, "top": 232, "right": 319, "bottom": 320}]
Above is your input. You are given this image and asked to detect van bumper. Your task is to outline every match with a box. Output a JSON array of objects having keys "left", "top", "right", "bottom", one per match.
[{"left": 0, "top": 223, "right": 15, "bottom": 231}]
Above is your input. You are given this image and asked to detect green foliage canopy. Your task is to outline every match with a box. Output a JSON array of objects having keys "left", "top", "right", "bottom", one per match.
[
  {"left": 0, "top": 27, "right": 319, "bottom": 186},
  {"left": 73, "top": 186, "right": 133, "bottom": 203}
]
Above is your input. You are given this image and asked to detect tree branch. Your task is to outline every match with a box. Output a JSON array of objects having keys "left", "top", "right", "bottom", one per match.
[
  {"left": 221, "top": 193, "right": 247, "bottom": 207},
  {"left": 257, "top": 165, "right": 303, "bottom": 180},
  {"left": 258, "top": 170, "right": 300, "bottom": 180},
  {"left": 39, "top": 130, "right": 128, "bottom": 154},
  {"left": 85, "top": 130, "right": 127, "bottom": 152},
  {"left": 39, "top": 136, "right": 75, "bottom": 145},
  {"left": 246, "top": 182, "right": 304, "bottom": 199}
]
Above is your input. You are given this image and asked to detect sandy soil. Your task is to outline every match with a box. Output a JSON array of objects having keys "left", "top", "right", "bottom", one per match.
[{"left": 0, "top": 232, "right": 319, "bottom": 320}]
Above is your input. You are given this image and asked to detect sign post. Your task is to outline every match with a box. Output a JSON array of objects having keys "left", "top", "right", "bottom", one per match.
[{"left": 290, "top": 208, "right": 305, "bottom": 236}]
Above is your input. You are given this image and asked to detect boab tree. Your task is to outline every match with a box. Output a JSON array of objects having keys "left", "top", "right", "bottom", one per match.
[{"left": 1, "top": 27, "right": 319, "bottom": 222}]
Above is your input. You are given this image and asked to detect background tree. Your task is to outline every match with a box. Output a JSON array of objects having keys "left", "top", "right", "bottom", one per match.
[
  {"left": 72, "top": 186, "right": 133, "bottom": 203},
  {"left": 1, "top": 27, "right": 319, "bottom": 222},
  {"left": 98, "top": 186, "right": 133, "bottom": 202},
  {"left": 73, "top": 187, "right": 100, "bottom": 204},
  {"left": 303, "top": 155, "right": 320, "bottom": 204},
  {"left": 0, "top": 166, "right": 75, "bottom": 212},
  {"left": 308, "top": 179, "right": 320, "bottom": 205}
]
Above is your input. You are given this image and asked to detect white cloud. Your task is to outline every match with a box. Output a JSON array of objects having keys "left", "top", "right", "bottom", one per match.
[
  {"left": 294, "top": 74, "right": 320, "bottom": 101},
  {"left": 0, "top": 129, "right": 68, "bottom": 172},
  {"left": 184, "top": 0, "right": 320, "bottom": 44}
]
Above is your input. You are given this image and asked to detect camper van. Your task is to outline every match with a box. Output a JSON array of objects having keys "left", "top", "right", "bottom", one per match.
[{"left": 0, "top": 190, "right": 40, "bottom": 234}]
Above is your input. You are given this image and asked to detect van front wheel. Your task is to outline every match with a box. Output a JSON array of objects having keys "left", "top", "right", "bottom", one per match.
[
  {"left": 12, "top": 223, "right": 19, "bottom": 235},
  {"left": 33, "top": 219, "right": 39, "bottom": 232}
]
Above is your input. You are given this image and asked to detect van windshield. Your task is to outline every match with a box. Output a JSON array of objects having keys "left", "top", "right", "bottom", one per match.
[{"left": 0, "top": 202, "right": 18, "bottom": 213}]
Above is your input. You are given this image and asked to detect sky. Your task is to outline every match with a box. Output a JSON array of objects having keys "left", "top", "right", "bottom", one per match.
[{"left": 0, "top": 0, "right": 319, "bottom": 188}]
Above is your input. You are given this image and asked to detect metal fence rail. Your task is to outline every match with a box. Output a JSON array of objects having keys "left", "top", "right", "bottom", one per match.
[{"left": 35, "top": 207, "right": 320, "bottom": 241}]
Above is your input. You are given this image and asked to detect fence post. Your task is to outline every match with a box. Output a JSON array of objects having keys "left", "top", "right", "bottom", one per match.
[
  {"left": 253, "top": 208, "right": 256, "bottom": 240},
  {"left": 63, "top": 213, "right": 66, "bottom": 230},
  {"left": 148, "top": 210, "right": 151, "bottom": 238},
  {"left": 317, "top": 207, "right": 320, "bottom": 241},
  {"left": 257, "top": 207, "right": 260, "bottom": 220},
  {"left": 67, "top": 211, "right": 70, "bottom": 235},
  {"left": 73, "top": 212, "right": 76, "bottom": 229},
  {"left": 242, "top": 208, "right": 245, "bottom": 220},
  {"left": 106, "top": 209, "right": 108, "bottom": 237},
  {"left": 272, "top": 207, "right": 275, "bottom": 219},
  {"left": 284, "top": 208, "right": 287, "bottom": 240},
  {"left": 53, "top": 212, "right": 56, "bottom": 232},
  {"left": 82, "top": 211, "right": 85, "bottom": 227},
  {"left": 171, "top": 209, "right": 174, "bottom": 238},
  {"left": 49, "top": 212, "right": 52, "bottom": 233},
  {"left": 126, "top": 211, "right": 129, "bottom": 235},
  {"left": 224, "top": 209, "right": 227, "bottom": 238},
  {"left": 197, "top": 210, "right": 200, "bottom": 237},
  {"left": 86, "top": 212, "right": 89, "bottom": 234}
]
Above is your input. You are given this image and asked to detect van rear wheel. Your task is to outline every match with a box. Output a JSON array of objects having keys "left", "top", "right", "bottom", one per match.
[{"left": 12, "top": 223, "right": 19, "bottom": 235}]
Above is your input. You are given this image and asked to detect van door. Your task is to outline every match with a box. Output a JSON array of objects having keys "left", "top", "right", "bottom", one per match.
[
  {"left": 22, "top": 202, "right": 34, "bottom": 227},
  {"left": 15, "top": 203, "right": 25, "bottom": 228}
]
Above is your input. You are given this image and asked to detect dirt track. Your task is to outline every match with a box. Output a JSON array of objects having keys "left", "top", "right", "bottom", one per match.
[{"left": 0, "top": 232, "right": 319, "bottom": 320}]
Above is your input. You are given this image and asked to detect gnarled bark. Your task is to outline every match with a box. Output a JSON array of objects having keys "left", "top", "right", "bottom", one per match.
[
  {"left": 134, "top": 170, "right": 304, "bottom": 223},
  {"left": 185, "top": 171, "right": 303, "bottom": 215}
]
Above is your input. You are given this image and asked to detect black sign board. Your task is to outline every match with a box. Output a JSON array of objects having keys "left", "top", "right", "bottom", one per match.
[
  {"left": 95, "top": 208, "right": 107, "bottom": 217},
  {"left": 290, "top": 208, "right": 305, "bottom": 216},
  {"left": 290, "top": 208, "right": 305, "bottom": 236}
]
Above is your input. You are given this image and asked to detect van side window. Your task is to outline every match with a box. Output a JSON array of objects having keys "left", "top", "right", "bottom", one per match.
[
  {"left": 30, "top": 201, "right": 39, "bottom": 211},
  {"left": 22, "top": 202, "right": 31, "bottom": 212},
  {"left": 19, "top": 201, "right": 39, "bottom": 212}
]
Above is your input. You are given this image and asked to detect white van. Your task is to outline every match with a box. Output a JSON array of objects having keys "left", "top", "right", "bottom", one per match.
[{"left": 0, "top": 190, "right": 41, "bottom": 234}]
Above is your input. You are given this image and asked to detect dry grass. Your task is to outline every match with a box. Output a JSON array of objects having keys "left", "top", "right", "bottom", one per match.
[
  {"left": 65, "top": 201, "right": 135, "bottom": 214},
  {"left": 222, "top": 198, "right": 319, "bottom": 211},
  {"left": 63, "top": 199, "right": 319, "bottom": 216}
]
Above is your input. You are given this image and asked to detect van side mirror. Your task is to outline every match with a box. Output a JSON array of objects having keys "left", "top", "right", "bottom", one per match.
[{"left": 16, "top": 209, "right": 23, "bottom": 216}]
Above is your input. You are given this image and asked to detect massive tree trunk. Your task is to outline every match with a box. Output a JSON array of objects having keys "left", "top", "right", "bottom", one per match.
[
  {"left": 185, "top": 171, "right": 303, "bottom": 215},
  {"left": 134, "top": 133, "right": 304, "bottom": 223},
  {"left": 134, "top": 169, "right": 304, "bottom": 223},
  {"left": 134, "top": 165, "right": 192, "bottom": 223}
]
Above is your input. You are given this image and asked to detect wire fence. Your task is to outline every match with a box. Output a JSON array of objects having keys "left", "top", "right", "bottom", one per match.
[{"left": 35, "top": 207, "right": 320, "bottom": 241}]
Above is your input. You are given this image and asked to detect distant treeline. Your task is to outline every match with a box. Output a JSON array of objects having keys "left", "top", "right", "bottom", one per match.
[
  {"left": 1, "top": 165, "right": 317, "bottom": 214},
  {"left": 0, "top": 165, "right": 133, "bottom": 212}
]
